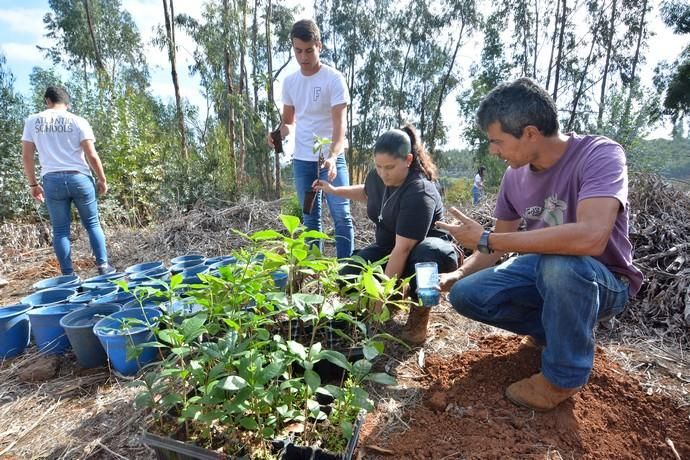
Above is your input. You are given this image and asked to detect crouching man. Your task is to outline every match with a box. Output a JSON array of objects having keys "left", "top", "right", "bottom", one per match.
[{"left": 437, "top": 78, "right": 642, "bottom": 411}]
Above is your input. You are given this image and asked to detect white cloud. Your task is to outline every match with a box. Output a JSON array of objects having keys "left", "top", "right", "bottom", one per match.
[
  {"left": 0, "top": 43, "right": 44, "bottom": 63},
  {"left": 0, "top": 8, "right": 46, "bottom": 38}
]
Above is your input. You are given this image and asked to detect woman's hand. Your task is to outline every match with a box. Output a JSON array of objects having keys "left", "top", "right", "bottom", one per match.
[{"left": 312, "top": 179, "right": 336, "bottom": 194}]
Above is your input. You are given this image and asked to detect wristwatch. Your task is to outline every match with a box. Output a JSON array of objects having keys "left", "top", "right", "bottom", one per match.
[{"left": 477, "top": 229, "right": 493, "bottom": 254}]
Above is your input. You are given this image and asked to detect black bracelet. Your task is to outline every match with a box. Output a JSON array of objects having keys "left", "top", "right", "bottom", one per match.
[{"left": 29, "top": 183, "right": 38, "bottom": 187}]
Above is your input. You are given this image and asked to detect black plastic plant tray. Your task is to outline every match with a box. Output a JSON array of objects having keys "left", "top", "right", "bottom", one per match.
[{"left": 141, "top": 409, "right": 365, "bottom": 460}]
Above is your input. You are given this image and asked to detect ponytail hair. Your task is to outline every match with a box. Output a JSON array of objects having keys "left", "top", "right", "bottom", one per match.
[{"left": 401, "top": 124, "right": 438, "bottom": 181}]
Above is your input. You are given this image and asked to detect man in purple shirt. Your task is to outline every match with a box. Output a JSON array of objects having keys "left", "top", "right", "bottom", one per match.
[{"left": 437, "top": 78, "right": 642, "bottom": 411}]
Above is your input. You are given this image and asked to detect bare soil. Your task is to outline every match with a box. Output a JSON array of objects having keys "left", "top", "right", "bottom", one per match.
[{"left": 358, "top": 334, "right": 690, "bottom": 459}]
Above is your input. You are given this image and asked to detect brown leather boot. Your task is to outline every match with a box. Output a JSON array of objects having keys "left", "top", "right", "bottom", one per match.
[
  {"left": 518, "top": 335, "right": 545, "bottom": 350},
  {"left": 401, "top": 306, "right": 431, "bottom": 346},
  {"left": 505, "top": 372, "right": 580, "bottom": 411}
]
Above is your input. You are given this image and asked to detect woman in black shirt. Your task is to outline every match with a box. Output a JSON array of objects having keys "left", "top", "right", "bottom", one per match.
[{"left": 313, "top": 125, "right": 459, "bottom": 345}]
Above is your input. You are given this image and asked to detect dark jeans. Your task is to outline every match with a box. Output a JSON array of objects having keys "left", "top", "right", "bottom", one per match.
[
  {"left": 341, "top": 237, "right": 459, "bottom": 297},
  {"left": 448, "top": 254, "right": 629, "bottom": 388}
]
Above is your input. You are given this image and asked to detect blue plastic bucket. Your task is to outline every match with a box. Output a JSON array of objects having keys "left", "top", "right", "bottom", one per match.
[
  {"left": 69, "top": 286, "right": 119, "bottom": 304},
  {"left": 27, "top": 303, "right": 85, "bottom": 354},
  {"left": 0, "top": 304, "right": 32, "bottom": 359},
  {"left": 93, "top": 307, "right": 162, "bottom": 376},
  {"left": 21, "top": 288, "right": 77, "bottom": 308},
  {"left": 83, "top": 272, "right": 126, "bottom": 283},
  {"left": 129, "top": 266, "right": 170, "bottom": 282},
  {"left": 124, "top": 261, "right": 165, "bottom": 275},
  {"left": 32, "top": 274, "right": 81, "bottom": 291},
  {"left": 122, "top": 297, "right": 166, "bottom": 310},
  {"left": 170, "top": 260, "right": 205, "bottom": 274},
  {"left": 180, "top": 265, "right": 209, "bottom": 284},
  {"left": 60, "top": 304, "right": 121, "bottom": 368},
  {"left": 272, "top": 271, "right": 288, "bottom": 290},
  {"left": 205, "top": 255, "right": 236, "bottom": 266},
  {"left": 171, "top": 254, "right": 205, "bottom": 265},
  {"left": 91, "top": 291, "right": 136, "bottom": 307}
]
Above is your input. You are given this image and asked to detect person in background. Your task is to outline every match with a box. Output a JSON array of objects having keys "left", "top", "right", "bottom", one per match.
[
  {"left": 267, "top": 19, "right": 354, "bottom": 258},
  {"left": 314, "top": 125, "right": 459, "bottom": 345},
  {"left": 438, "top": 78, "right": 642, "bottom": 411},
  {"left": 21, "top": 86, "right": 115, "bottom": 276},
  {"left": 472, "top": 166, "right": 486, "bottom": 205}
]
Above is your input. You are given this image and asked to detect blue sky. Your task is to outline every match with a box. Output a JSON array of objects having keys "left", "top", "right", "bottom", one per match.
[{"left": 0, "top": 0, "right": 686, "bottom": 147}]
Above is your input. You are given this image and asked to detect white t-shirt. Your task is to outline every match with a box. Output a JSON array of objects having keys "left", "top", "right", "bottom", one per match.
[
  {"left": 21, "top": 108, "right": 95, "bottom": 177},
  {"left": 282, "top": 64, "right": 350, "bottom": 162},
  {"left": 474, "top": 173, "right": 483, "bottom": 188}
]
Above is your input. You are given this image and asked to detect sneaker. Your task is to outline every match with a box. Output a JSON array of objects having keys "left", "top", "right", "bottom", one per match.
[{"left": 98, "top": 264, "right": 117, "bottom": 275}]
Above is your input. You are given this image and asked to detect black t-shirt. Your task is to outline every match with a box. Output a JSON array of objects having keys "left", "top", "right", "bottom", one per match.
[{"left": 364, "top": 169, "right": 445, "bottom": 250}]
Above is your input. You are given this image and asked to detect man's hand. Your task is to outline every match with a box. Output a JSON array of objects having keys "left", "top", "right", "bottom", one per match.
[
  {"left": 439, "top": 269, "right": 464, "bottom": 292},
  {"left": 436, "top": 207, "right": 484, "bottom": 249},
  {"left": 321, "top": 157, "right": 337, "bottom": 181},
  {"left": 96, "top": 178, "right": 108, "bottom": 196},
  {"left": 266, "top": 131, "right": 275, "bottom": 148},
  {"left": 30, "top": 184, "right": 44, "bottom": 203}
]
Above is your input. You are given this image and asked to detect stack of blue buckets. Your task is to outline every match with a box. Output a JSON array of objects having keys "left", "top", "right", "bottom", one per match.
[{"left": 0, "top": 252, "right": 282, "bottom": 376}]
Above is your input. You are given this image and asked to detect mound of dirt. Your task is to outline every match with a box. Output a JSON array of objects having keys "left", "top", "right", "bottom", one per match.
[{"left": 359, "top": 335, "right": 690, "bottom": 459}]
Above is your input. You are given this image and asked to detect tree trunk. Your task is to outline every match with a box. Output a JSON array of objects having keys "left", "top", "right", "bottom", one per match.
[
  {"left": 567, "top": 33, "right": 597, "bottom": 131},
  {"left": 396, "top": 16, "right": 419, "bottom": 124},
  {"left": 162, "top": 0, "right": 187, "bottom": 158},
  {"left": 597, "top": 0, "right": 617, "bottom": 128},
  {"left": 545, "top": 0, "right": 560, "bottom": 92},
  {"left": 82, "top": 0, "right": 107, "bottom": 79},
  {"left": 623, "top": 0, "right": 648, "bottom": 122},
  {"left": 266, "top": 0, "right": 280, "bottom": 198},
  {"left": 429, "top": 20, "right": 466, "bottom": 155},
  {"left": 251, "top": 0, "right": 259, "bottom": 109},
  {"left": 222, "top": 0, "right": 237, "bottom": 183},
  {"left": 552, "top": 0, "right": 567, "bottom": 101},
  {"left": 236, "top": 0, "right": 248, "bottom": 186},
  {"left": 533, "top": 0, "right": 539, "bottom": 78}
]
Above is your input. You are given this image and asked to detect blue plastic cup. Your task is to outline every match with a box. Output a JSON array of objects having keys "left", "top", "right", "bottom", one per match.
[{"left": 415, "top": 262, "right": 440, "bottom": 307}]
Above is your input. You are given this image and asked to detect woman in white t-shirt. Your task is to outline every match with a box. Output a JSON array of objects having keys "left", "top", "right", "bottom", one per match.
[{"left": 472, "top": 166, "right": 486, "bottom": 205}]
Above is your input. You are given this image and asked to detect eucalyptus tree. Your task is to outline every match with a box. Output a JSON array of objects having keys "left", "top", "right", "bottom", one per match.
[
  {"left": 42, "top": 0, "right": 148, "bottom": 90},
  {"left": 658, "top": 0, "right": 690, "bottom": 121},
  {"left": 0, "top": 55, "right": 30, "bottom": 219}
]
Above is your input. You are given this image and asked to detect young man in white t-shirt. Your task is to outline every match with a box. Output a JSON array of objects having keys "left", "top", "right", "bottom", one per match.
[
  {"left": 267, "top": 19, "right": 354, "bottom": 258},
  {"left": 22, "top": 86, "right": 115, "bottom": 276}
]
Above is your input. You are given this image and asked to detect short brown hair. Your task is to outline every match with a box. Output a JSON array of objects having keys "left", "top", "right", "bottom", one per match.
[{"left": 290, "top": 19, "right": 321, "bottom": 43}]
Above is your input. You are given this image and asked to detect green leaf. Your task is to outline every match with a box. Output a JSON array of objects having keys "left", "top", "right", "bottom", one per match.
[
  {"left": 257, "top": 360, "right": 285, "bottom": 385},
  {"left": 340, "top": 420, "right": 353, "bottom": 441},
  {"left": 365, "top": 372, "right": 397, "bottom": 386},
  {"left": 220, "top": 375, "right": 247, "bottom": 391},
  {"left": 280, "top": 214, "right": 301, "bottom": 234},
  {"left": 300, "top": 230, "right": 330, "bottom": 240},
  {"left": 363, "top": 340, "right": 384, "bottom": 360},
  {"left": 317, "top": 350, "right": 352, "bottom": 371},
  {"left": 239, "top": 417, "right": 259, "bottom": 430},
  {"left": 362, "top": 272, "right": 382, "bottom": 298},
  {"left": 304, "top": 369, "right": 321, "bottom": 393},
  {"left": 286, "top": 340, "right": 307, "bottom": 360},
  {"left": 352, "top": 359, "right": 373, "bottom": 379},
  {"left": 251, "top": 229, "right": 284, "bottom": 241},
  {"left": 169, "top": 272, "right": 183, "bottom": 290}
]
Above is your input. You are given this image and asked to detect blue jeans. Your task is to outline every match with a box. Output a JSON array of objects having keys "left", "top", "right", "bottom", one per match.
[
  {"left": 42, "top": 172, "right": 109, "bottom": 275},
  {"left": 472, "top": 186, "right": 481, "bottom": 205},
  {"left": 293, "top": 156, "right": 354, "bottom": 258},
  {"left": 449, "top": 254, "right": 629, "bottom": 388}
]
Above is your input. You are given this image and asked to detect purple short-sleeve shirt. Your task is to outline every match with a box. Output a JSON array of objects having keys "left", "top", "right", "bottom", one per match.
[{"left": 494, "top": 134, "right": 643, "bottom": 297}]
